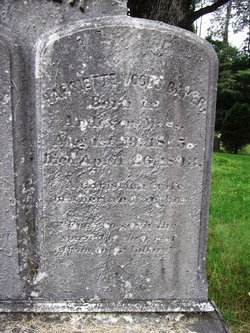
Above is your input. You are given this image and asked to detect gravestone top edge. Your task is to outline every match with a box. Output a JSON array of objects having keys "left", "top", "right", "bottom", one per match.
[{"left": 35, "top": 16, "right": 218, "bottom": 69}]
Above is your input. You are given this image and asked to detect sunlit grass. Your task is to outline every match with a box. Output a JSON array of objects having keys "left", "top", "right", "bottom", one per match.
[{"left": 207, "top": 149, "right": 250, "bottom": 333}]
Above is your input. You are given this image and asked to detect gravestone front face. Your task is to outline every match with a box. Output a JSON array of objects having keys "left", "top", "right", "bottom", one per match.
[
  {"left": 0, "top": 3, "right": 231, "bottom": 332},
  {"left": 0, "top": 36, "right": 22, "bottom": 299},
  {"left": 35, "top": 17, "right": 217, "bottom": 310}
]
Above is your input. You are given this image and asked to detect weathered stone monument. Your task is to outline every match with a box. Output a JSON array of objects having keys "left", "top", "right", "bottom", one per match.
[{"left": 0, "top": 1, "right": 230, "bottom": 332}]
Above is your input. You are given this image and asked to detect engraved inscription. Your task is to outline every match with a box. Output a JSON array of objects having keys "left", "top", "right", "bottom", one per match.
[
  {"left": 37, "top": 22, "right": 216, "bottom": 301},
  {"left": 43, "top": 71, "right": 207, "bottom": 112}
]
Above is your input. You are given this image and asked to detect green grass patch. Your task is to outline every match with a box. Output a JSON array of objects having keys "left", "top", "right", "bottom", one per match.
[{"left": 207, "top": 150, "right": 250, "bottom": 333}]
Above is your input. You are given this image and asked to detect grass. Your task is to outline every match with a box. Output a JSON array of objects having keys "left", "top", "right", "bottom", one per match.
[
  {"left": 0, "top": 313, "right": 203, "bottom": 333},
  {"left": 207, "top": 148, "right": 250, "bottom": 333}
]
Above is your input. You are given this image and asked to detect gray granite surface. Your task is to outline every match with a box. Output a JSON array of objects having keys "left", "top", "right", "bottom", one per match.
[
  {"left": 34, "top": 17, "right": 217, "bottom": 309},
  {"left": 0, "top": 35, "right": 22, "bottom": 300},
  {"left": 0, "top": 6, "right": 230, "bottom": 333}
]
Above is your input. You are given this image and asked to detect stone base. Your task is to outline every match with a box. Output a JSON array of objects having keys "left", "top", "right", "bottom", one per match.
[
  {"left": 0, "top": 309, "right": 231, "bottom": 333},
  {"left": 0, "top": 300, "right": 214, "bottom": 313}
]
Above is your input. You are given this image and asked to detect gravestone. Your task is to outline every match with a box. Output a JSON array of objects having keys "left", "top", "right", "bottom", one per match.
[
  {"left": 213, "top": 136, "right": 221, "bottom": 152},
  {"left": 35, "top": 17, "right": 215, "bottom": 311},
  {"left": 0, "top": 36, "right": 22, "bottom": 300},
  {"left": 0, "top": 1, "right": 230, "bottom": 332}
]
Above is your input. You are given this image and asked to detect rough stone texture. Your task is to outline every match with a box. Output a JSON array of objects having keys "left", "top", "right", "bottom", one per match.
[
  {"left": 0, "top": 0, "right": 128, "bottom": 304},
  {"left": 33, "top": 16, "right": 218, "bottom": 310},
  {"left": 0, "top": 311, "right": 230, "bottom": 333},
  {"left": 0, "top": 35, "right": 22, "bottom": 300},
  {"left": 0, "top": 4, "right": 230, "bottom": 333},
  {"left": 0, "top": 1, "right": 106, "bottom": 297},
  {"left": 0, "top": 0, "right": 126, "bottom": 40}
]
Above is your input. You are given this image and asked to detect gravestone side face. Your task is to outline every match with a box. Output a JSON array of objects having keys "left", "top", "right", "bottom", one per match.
[
  {"left": 35, "top": 17, "right": 217, "bottom": 310},
  {"left": 213, "top": 137, "right": 221, "bottom": 152},
  {"left": 0, "top": 36, "right": 22, "bottom": 299}
]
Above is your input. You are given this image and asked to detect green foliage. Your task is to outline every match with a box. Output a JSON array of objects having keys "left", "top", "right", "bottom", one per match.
[
  {"left": 208, "top": 0, "right": 250, "bottom": 45},
  {"left": 234, "top": 68, "right": 250, "bottom": 100},
  {"left": 231, "top": 0, "right": 250, "bottom": 34},
  {"left": 208, "top": 151, "right": 250, "bottom": 332},
  {"left": 221, "top": 103, "right": 250, "bottom": 153},
  {"left": 207, "top": 37, "right": 250, "bottom": 132}
]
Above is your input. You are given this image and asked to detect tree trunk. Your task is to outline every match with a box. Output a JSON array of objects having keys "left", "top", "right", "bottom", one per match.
[
  {"left": 128, "top": 0, "right": 193, "bottom": 31},
  {"left": 128, "top": 0, "right": 231, "bottom": 31},
  {"left": 223, "top": 0, "right": 232, "bottom": 45}
]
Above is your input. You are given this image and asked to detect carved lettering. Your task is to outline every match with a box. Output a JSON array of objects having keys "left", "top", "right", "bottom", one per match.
[
  {"left": 167, "top": 81, "right": 207, "bottom": 111},
  {"left": 36, "top": 22, "right": 216, "bottom": 302}
]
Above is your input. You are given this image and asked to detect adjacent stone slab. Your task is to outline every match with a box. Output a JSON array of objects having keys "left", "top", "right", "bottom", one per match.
[
  {"left": 35, "top": 17, "right": 217, "bottom": 310},
  {"left": 0, "top": 36, "right": 22, "bottom": 299}
]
